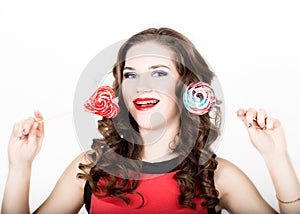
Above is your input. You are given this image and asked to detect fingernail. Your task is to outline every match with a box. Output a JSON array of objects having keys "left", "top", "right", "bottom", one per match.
[
  {"left": 260, "top": 126, "right": 265, "bottom": 130},
  {"left": 248, "top": 122, "right": 252, "bottom": 128},
  {"left": 22, "top": 129, "right": 26, "bottom": 134},
  {"left": 17, "top": 136, "right": 22, "bottom": 140}
]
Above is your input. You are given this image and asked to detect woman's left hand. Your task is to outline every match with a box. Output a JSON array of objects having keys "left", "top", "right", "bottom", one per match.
[{"left": 237, "top": 108, "right": 287, "bottom": 158}]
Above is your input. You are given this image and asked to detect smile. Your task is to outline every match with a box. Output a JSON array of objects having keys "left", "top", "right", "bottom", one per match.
[{"left": 133, "top": 98, "right": 160, "bottom": 111}]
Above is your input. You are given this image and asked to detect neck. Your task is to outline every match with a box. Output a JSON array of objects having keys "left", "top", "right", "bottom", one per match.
[{"left": 139, "top": 118, "right": 180, "bottom": 163}]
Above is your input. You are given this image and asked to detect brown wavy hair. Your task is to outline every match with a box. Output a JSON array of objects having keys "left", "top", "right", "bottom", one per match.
[{"left": 78, "top": 27, "right": 222, "bottom": 210}]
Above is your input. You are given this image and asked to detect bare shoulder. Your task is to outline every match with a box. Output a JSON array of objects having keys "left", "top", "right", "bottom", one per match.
[
  {"left": 214, "top": 157, "right": 244, "bottom": 197},
  {"left": 66, "top": 152, "right": 94, "bottom": 188},
  {"left": 72, "top": 152, "right": 94, "bottom": 166},
  {"left": 214, "top": 157, "right": 275, "bottom": 213},
  {"left": 215, "top": 157, "right": 242, "bottom": 180},
  {"left": 214, "top": 157, "right": 258, "bottom": 196},
  {"left": 34, "top": 152, "right": 93, "bottom": 213}
]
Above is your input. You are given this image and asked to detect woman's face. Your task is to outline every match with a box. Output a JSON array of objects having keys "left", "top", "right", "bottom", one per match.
[{"left": 121, "top": 41, "right": 180, "bottom": 131}]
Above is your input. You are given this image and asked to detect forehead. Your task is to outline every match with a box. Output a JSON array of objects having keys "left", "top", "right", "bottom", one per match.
[
  {"left": 125, "top": 41, "right": 174, "bottom": 62},
  {"left": 125, "top": 42, "right": 176, "bottom": 70}
]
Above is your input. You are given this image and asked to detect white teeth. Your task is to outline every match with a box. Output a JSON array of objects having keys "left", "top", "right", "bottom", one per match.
[{"left": 135, "top": 100, "right": 159, "bottom": 105}]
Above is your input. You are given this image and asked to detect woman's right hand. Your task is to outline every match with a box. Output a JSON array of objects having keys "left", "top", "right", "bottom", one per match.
[{"left": 8, "top": 110, "right": 44, "bottom": 167}]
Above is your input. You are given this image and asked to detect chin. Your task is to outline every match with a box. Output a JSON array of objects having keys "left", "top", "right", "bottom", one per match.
[{"left": 130, "top": 111, "right": 164, "bottom": 129}]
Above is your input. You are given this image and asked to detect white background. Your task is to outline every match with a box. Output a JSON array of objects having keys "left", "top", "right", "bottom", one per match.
[{"left": 0, "top": 1, "right": 299, "bottom": 213}]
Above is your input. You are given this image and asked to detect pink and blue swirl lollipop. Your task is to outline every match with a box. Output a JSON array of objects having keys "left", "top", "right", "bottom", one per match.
[{"left": 183, "top": 82, "right": 216, "bottom": 115}]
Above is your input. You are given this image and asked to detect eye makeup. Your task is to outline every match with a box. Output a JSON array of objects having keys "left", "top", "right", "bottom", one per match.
[
  {"left": 123, "top": 72, "right": 137, "bottom": 79},
  {"left": 151, "top": 70, "right": 168, "bottom": 77}
]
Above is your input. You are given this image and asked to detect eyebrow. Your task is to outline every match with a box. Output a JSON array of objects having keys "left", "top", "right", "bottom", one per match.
[
  {"left": 149, "top": 64, "right": 170, "bottom": 70},
  {"left": 123, "top": 64, "right": 171, "bottom": 71}
]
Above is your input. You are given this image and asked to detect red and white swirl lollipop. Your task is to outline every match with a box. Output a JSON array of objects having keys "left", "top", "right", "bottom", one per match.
[
  {"left": 84, "top": 86, "right": 120, "bottom": 118},
  {"left": 183, "top": 82, "right": 216, "bottom": 115}
]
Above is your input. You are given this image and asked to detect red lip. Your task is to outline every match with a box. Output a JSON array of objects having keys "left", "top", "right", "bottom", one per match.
[{"left": 133, "top": 98, "right": 160, "bottom": 111}]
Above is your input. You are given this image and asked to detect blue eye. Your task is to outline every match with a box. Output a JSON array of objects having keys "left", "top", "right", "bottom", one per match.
[
  {"left": 123, "top": 72, "right": 137, "bottom": 79},
  {"left": 151, "top": 70, "right": 168, "bottom": 77}
]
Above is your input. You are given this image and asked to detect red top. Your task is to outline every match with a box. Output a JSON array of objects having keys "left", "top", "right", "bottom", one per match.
[{"left": 89, "top": 170, "right": 208, "bottom": 214}]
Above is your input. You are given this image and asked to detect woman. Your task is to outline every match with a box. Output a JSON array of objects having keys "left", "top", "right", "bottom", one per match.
[{"left": 2, "top": 28, "right": 300, "bottom": 213}]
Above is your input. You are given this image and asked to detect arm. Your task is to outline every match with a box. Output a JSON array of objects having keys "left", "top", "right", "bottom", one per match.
[
  {"left": 2, "top": 154, "right": 87, "bottom": 214},
  {"left": 237, "top": 108, "right": 300, "bottom": 214},
  {"left": 2, "top": 111, "right": 44, "bottom": 214},
  {"left": 2, "top": 163, "right": 32, "bottom": 214},
  {"left": 33, "top": 153, "right": 89, "bottom": 214},
  {"left": 215, "top": 157, "right": 276, "bottom": 213},
  {"left": 2, "top": 112, "right": 90, "bottom": 214}
]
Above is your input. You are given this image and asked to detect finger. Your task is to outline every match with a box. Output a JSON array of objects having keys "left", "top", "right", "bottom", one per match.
[
  {"left": 265, "top": 117, "right": 281, "bottom": 130},
  {"left": 10, "top": 122, "right": 20, "bottom": 142},
  {"left": 236, "top": 108, "right": 247, "bottom": 120},
  {"left": 256, "top": 108, "right": 267, "bottom": 129},
  {"left": 266, "top": 117, "right": 274, "bottom": 130},
  {"left": 17, "top": 121, "right": 26, "bottom": 141},
  {"left": 272, "top": 118, "right": 281, "bottom": 129},
  {"left": 34, "top": 110, "right": 43, "bottom": 121},
  {"left": 245, "top": 108, "right": 257, "bottom": 128},
  {"left": 18, "top": 117, "right": 35, "bottom": 141},
  {"left": 28, "top": 122, "right": 39, "bottom": 144},
  {"left": 22, "top": 117, "right": 35, "bottom": 136},
  {"left": 34, "top": 110, "right": 44, "bottom": 133}
]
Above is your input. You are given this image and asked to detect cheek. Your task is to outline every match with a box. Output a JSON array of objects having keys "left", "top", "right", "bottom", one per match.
[
  {"left": 156, "top": 79, "right": 178, "bottom": 100},
  {"left": 163, "top": 95, "right": 180, "bottom": 112},
  {"left": 121, "top": 80, "right": 137, "bottom": 106}
]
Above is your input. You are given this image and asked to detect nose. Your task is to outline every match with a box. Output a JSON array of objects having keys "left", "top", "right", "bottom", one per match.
[{"left": 136, "top": 72, "right": 152, "bottom": 93}]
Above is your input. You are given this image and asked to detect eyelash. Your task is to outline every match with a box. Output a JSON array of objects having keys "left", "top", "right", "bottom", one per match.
[
  {"left": 123, "top": 72, "right": 137, "bottom": 79},
  {"left": 151, "top": 70, "right": 168, "bottom": 77},
  {"left": 123, "top": 70, "right": 168, "bottom": 79}
]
